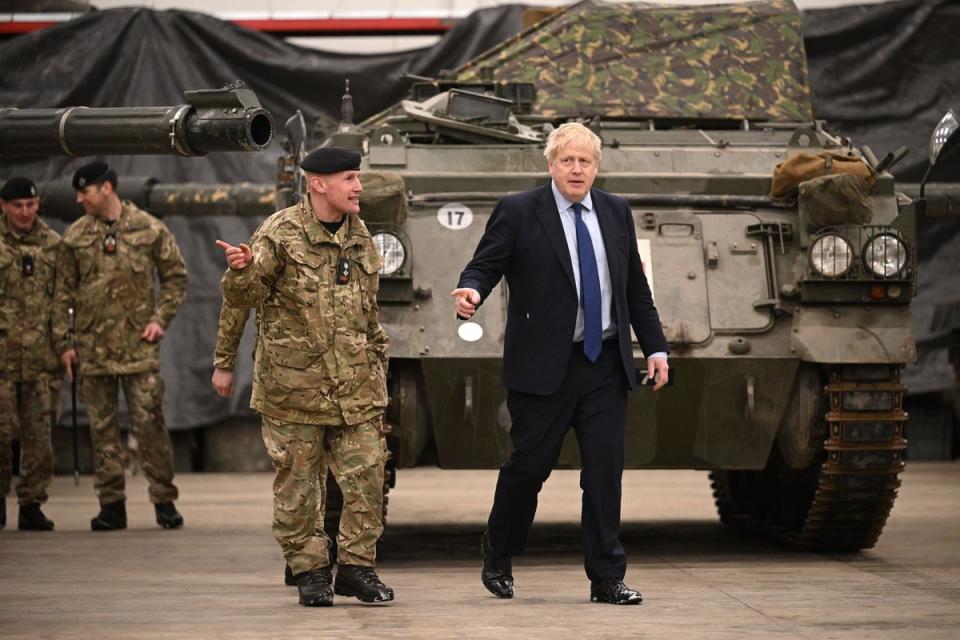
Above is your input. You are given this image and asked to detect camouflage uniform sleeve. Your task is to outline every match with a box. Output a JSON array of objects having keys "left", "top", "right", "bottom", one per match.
[
  {"left": 221, "top": 233, "right": 281, "bottom": 308},
  {"left": 151, "top": 224, "right": 188, "bottom": 328},
  {"left": 366, "top": 270, "right": 390, "bottom": 366},
  {"left": 52, "top": 241, "right": 79, "bottom": 355},
  {"left": 213, "top": 301, "right": 251, "bottom": 370}
]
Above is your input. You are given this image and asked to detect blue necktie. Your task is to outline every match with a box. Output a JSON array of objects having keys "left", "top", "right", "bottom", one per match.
[{"left": 573, "top": 202, "right": 602, "bottom": 363}]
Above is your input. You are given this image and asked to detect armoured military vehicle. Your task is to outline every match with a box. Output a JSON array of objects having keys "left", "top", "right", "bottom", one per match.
[{"left": 314, "top": 0, "right": 944, "bottom": 552}]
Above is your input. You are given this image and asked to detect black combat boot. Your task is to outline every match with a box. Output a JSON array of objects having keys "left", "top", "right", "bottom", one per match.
[
  {"left": 0, "top": 498, "right": 5, "bottom": 529},
  {"left": 481, "top": 529, "right": 514, "bottom": 598},
  {"left": 18, "top": 502, "right": 54, "bottom": 531},
  {"left": 334, "top": 565, "right": 395, "bottom": 603},
  {"left": 284, "top": 564, "right": 296, "bottom": 586},
  {"left": 90, "top": 501, "right": 127, "bottom": 531},
  {"left": 296, "top": 566, "right": 334, "bottom": 607},
  {"left": 154, "top": 502, "right": 184, "bottom": 529}
]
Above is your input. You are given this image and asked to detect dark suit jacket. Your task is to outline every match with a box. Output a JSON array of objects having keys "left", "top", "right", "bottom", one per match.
[{"left": 458, "top": 183, "right": 669, "bottom": 396}]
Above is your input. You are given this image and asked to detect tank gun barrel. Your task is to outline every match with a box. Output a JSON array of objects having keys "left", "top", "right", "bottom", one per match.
[
  {"left": 0, "top": 85, "right": 273, "bottom": 158},
  {"left": 34, "top": 178, "right": 277, "bottom": 221},
  {"left": 900, "top": 182, "right": 960, "bottom": 217}
]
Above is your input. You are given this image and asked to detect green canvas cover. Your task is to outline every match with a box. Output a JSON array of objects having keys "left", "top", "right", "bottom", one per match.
[{"left": 456, "top": 0, "right": 813, "bottom": 122}]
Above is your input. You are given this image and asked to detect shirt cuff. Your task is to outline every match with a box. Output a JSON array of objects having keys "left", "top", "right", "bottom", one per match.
[{"left": 648, "top": 352, "right": 668, "bottom": 360}]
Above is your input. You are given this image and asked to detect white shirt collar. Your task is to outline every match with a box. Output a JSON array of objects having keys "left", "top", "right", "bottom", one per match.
[{"left": 551, "top": 180, "right": 593, "bottom": 215}]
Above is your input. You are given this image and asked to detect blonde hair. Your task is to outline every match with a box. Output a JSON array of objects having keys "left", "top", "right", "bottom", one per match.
[{"left": 543, "top": 122, "right": 602, "bottom": 164}]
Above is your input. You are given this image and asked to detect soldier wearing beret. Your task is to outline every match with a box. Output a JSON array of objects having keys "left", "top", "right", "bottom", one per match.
[
  {"left": 0, "top": 177, "right": 61, "bottom": 531},
  {"left": 217, "top": 147, "right": 393, "bottom": 607},
  {"left": 211, "top": 223, "right": 331, "bottom": 588},
  {"left": 53, "top": 161, "right": 188, "bottom": 531}
]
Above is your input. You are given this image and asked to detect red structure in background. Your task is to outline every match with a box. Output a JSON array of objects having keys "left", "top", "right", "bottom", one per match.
[{"left": 0, "top": 15, "right": 456, "bottom": 37}]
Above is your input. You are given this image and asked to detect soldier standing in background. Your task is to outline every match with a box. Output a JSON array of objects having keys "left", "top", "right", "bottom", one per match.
[
  {"left": 211, "top": 297, "right": 330, "bottom": 588},
  {"left": 0, "top": 177, "right": 61, "bottom": 531},
  {"left": 54, "top": 161, "right": 188, "bottom": 531},
  {"left": 217, "top": 147, "right": 392, "bottom": 607}
]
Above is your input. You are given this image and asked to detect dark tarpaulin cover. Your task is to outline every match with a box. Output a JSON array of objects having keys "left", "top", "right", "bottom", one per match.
[
  {"left": 0, "top": 1, "right": 958, "bottom": 431},
  {"left": 803, "top": 0, "right": 960, "bottom": 394},
  {"left": 0, "top": 6, "right": 527, "bottom": 429},
  {"left": 0, "top": 5, "right": 527, "bottom": 184}
]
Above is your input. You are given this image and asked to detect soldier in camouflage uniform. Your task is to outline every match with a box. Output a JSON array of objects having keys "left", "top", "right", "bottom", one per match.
[
  {"left": 211, "top": 295, "right": 330, "bottom": 587},
  {"left": 0, "top": 177, "right": 61, "bottom": 531},
  {"left": 53, "top": 162, "right": 188, "bottom": 531},
  {"left": 217, "top": 147, "right": 392, "bottom": 607}
]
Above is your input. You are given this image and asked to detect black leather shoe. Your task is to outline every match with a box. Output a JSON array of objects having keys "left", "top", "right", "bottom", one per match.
[
  {"left": 0, "top": 499, "right": 6, "bottom": 529},
  {"left": 590, "top": 579, "right": 643, "bottom": 605},
  {"left": 284, "top": 564, "right": 296, "bottom": 586},
  {"left": 334, "top": 565, "right": 395, "bottom": 603},
  {"left": 155, "top": 502, "right": 183, "bottom": 529},
  {"left": 18, "top": 503, "right": 54, "bottom": 531},
  {"left": 481, "top": 530, "right": 514, "bottom": 598},
  {"left": 296, "top": 566, "right": 334, "bottom": 607},
  {"left": 91, "top": 501, "right": 127, "bottom": 531}
]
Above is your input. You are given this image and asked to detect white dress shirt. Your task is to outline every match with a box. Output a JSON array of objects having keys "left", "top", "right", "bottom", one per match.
[{"left": 551, "top": 181, "right": 667, "bottom": 361}]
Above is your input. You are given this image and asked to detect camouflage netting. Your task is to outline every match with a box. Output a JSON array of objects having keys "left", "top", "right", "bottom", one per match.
[{"left": 457, "top": 0, "right": 813, "bottom": 122}]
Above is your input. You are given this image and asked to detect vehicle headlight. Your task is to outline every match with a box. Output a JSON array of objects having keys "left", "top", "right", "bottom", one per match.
[
  {"left": 373, "top": 232, "right": 405, "bottom": 275},
  {"left": 810, "top": 234, "right": 853, "bottom": 278},
  {"left": 863, "top": 233, "right": 907, "bottom": 278}
]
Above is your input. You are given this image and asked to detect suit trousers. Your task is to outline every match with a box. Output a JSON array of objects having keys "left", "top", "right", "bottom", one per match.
[{"left": 487, "top": 338, "right": 629, "bottom": 581}]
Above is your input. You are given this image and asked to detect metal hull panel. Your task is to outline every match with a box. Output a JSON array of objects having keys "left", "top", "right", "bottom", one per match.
[{"left": 418, "top": 357, "right": 799, "bottom": 470}]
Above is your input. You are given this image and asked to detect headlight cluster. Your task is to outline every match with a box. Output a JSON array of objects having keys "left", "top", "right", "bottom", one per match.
[
  {"left": 372, "top": 232, "right": 406, "bottom": 276},
  {"left": 809, "top": 229, "right": 909, "bottom": 279}
]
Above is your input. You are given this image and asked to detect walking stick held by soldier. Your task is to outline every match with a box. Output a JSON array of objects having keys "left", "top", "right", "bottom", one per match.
[{"left": 68, "top": 307, "right": 80, "bottom": 486}]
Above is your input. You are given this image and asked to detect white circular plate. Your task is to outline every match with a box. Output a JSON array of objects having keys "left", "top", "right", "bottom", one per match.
[
  {"left": 437, "top": 203, "right": 474, "bottom": 230},
  {"left": 457, "top": 321, "right": 484, "bottom": 342}
]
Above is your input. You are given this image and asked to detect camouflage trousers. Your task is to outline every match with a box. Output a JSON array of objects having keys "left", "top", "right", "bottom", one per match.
[
  {"left": 0, "top": 375, "right": 60, "bottom": 505},
  {"left": 261, "top": 414, "right": 387, "bottom": 575},
  {"left": 81, "top": 372, "right": 178, "bottom": 506}
]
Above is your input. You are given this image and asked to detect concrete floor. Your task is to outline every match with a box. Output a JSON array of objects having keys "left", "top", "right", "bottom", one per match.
[{"left": 1, "top": 463, "right": 959, "bottom": 639}]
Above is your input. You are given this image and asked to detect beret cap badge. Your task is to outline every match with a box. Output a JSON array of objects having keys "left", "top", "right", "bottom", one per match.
[
  {"left": 0, "top": 176, "right": 39, "bottom": 200},
  {"left": 72, "top": 161, "right": 117, "bottom": 191}
]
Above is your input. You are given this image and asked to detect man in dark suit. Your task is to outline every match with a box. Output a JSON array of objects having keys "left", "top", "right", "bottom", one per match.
[{"left": 452, "top": 122, "right": 669, "bottom": 605}]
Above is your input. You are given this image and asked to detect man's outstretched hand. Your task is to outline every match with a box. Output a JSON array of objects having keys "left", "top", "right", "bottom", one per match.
[
  {"left": 216, "top": 240, "right": 252, "bottom": 271},
  {"left": 451, "top": 287, "right": 481, "bottom": 320}
]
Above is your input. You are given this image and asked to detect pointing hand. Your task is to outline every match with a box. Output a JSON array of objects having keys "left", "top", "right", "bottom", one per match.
[
  {"left": 216, "top": 240, "right": 253, "bottom": 271},
  {"left": 451, "top": 287, "right": 481, "bottom": 320}
]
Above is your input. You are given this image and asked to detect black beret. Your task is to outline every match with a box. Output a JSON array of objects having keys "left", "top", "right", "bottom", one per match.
[
  {"left": 72, "top": 161, "right": 118, "bottom": 191},
  {"left": 0, "top": 176, "right": 38, "bottom": 200},
  {"left": 300, "top": 147, "right": 361, "bottom": 174}
]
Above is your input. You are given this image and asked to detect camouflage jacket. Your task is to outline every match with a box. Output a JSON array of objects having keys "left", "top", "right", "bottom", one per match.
[
  {"left": 221, "top": 197, "right": 389, "bottom": 426},
  {"left": 0, "top": 215, "right": 61, "bottom": 380},
  {"left": 53, "top": 201, "right": 188, "bottom": 376}
]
